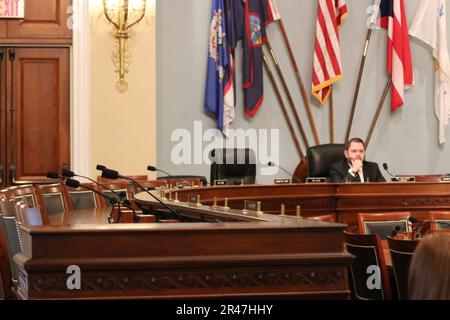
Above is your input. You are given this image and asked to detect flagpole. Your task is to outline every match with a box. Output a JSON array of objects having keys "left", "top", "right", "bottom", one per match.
[
  {"left": 262, "top": 51, "right": 304, "bottom": 158},
  {"left": 276, "top": 20, "right": 320, "bottom": 145},
  {"left": 329, "top": 85, "right": 334, "bottom": 143},
  {"left": 265, "top": 39, "right": 310, "bottom": 148},
  {"left": 345, "top": 28, "right": 373, "bottom": 142},
  {"left": 365, "top": 76, "right": 392, "bottom": 149}
]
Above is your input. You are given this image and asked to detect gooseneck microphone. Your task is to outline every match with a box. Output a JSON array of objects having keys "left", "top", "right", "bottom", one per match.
[
  {"left": 96, "top": 164, "right": 107, "bottom": 171},
  {"left": 62, "top": 168, "right": 127, "bottom": 201},
  {"left": 267, "top": 162, "right": 303, "bottom": 183},
  {"left": 382, "top": 163, "right": 396, "bottom": 178},
  {"left": 47, "top": 171, "right": 64, "bottom": 180},
  {"left": 147, "top": 165, "right": 174, "bottom": 177},
  {"left": 98, "top": 166, "right": 184, "bottom": 222},
  {"left": 65, "top": 178, "right": 135, "bottom": 223}
]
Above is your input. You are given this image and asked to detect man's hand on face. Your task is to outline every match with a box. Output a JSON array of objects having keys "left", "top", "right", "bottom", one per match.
[{"left": 350, "top": 159, "right": 363, "bottom": 174}]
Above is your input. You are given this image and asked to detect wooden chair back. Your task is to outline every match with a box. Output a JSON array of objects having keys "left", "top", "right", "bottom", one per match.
[
  {"left": 387, "top": 236, "right": 420, "bottom": 300},
  {"left": 357, "top": 212, "right": 411, "bottom": 240},
  {"left": 67, "top": 183, "right": 104, "bottom": 209},
  {"left": 7, "top": 184, "right": 40, "bottom": 208},
  {"left": 344, "top": 231, "right": 392, "bottom": 300},
  {"left": 35, "top": 183, "right": 72, "bottom": 222},
  {"left": 429, "top": 211, "right": 450, "bottom": 231}
]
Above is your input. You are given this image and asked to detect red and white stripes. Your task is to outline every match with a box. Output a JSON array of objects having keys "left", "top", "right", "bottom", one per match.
[
  {"left": 379, "top": 0, "right": 413, "bottom": 111},
  {"left": 312, "top": 0, "right": 347, "bottom": 105}
]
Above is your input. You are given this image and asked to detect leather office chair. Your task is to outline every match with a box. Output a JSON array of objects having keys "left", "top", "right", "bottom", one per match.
[
  {"left": 306, "top": 143, "right": 345, "bottom": 179},
  {"left": 210, "top": 148, "right": 256, "bottom": 185}
]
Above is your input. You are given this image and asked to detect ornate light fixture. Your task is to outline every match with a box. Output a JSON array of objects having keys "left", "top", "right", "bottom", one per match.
[{"left": 103, "top": 0, "right": 146, "bottom": 92}]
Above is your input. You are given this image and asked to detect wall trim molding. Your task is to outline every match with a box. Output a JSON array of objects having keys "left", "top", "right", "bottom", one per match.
[{"left": 71, "top": 0, "right": 91, "bottom": 178}]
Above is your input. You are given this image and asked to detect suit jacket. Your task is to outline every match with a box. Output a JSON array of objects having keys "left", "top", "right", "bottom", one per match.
[{"left": 329, "top": 159, "right": 386, "bottom": 183}]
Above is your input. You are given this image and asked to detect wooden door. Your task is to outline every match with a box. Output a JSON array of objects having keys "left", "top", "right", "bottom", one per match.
[
  {"left": 5, "top": 47, "right": 70, "bottom": 185},
  {"left": 0, "top": 21, "right": 7, "bottom": 39},
  {"left": 5, "top": 0, "right": 72, "bottom": 44},
  {"left": 0, "top": 47, "right": 6, "bottom": 186}
]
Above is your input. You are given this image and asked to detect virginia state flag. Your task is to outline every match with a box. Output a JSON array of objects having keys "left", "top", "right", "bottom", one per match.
[
  {"left": 205, "top": 0, "right": 245, "bottom": 134},
  {"left": 243, "top": 0, "right": 275, "bottom": 116},
  {"left": 204, "top": 0, "right": 231, "bottom": 133}
]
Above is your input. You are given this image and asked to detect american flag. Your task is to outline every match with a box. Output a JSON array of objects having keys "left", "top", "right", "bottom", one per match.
[
  {"left": 378, "top": 0, "right": 413, "bottom": 111},
  {"left": 312, "top": 0, "right": 347, "bottom": 105}
]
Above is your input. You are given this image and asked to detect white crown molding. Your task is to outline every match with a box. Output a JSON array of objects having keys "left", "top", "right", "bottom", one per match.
[{"left": 71, "top": 0, "right": 91, "bottom": 178}]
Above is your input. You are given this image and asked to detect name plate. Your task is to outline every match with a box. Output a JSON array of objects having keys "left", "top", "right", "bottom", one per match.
[
  {"left": 441, "top": 176, "right": 450, "bottom": 183},
  {"left": 306, "top": 177, "right": 327, "bottom": 183},
  {"left": 244, "top": 200, "right": 258, "bottom": 211},
  {"left": 176, "top": 182, "right": 186, "bottom": 188},
  {"left": 0, "top": 0, "right": 24, "bottom": 18},
  {"left": 215, "top": 180, "right": 228, "bottom": 186},
  {"left": 243, "top": 200, "right": 263, "bottom": 216},
  {"left": 391, "top": 177, "right": 416, "bottom": 182},
  {"left": 188, "top": 194, "right": 201, "bottom": 207},
  {"left": 274, "top": 179, "right": 291, "bottom": 185}
]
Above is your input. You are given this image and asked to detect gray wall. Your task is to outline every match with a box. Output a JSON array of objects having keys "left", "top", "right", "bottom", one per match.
[{"left": 156, "top": 0, "right": 450, "bottom": 184}]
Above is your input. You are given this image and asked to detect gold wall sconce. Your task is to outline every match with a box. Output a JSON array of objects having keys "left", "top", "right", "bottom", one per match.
[{"left": 103, "top": 0, "right": 146, "bottom": 92}]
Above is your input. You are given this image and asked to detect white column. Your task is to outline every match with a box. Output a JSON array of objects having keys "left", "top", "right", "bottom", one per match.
[{"left": 71, "top": 0, "right": 91, "bottom": 178}]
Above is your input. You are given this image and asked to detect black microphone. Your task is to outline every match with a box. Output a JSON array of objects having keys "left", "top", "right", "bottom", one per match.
[
  {"left": 383, "top": 163, "right": 396, "bottom": 178},
  {"left": 47, "top": 171, "right": 64, "bottom": 180},
  {"left": 65, "top": 178, "right": 134, "bottom": 223},
  {"left": 62, "top": 168, "right": 127, "bottom": 201},
  {"left": 391, "top": 225, "right": 402, "bottom": 237},
  {"left": 147, "top": 165, "right": 174, "bottom": 177},
  {"left": 267, "top": 162, "right": 303, "bottom": 183},
  {"left": 96, "top": 164, "right": 107, "bottom": 171},
  {"left": 408, "top": 216, "right": 418, "bottom": 224},
  {"left": 408, "top": 216, "right": 420, "bottom": 240},
  {"left": 98, "top": 166, "right": 184, "bottom": 222}
]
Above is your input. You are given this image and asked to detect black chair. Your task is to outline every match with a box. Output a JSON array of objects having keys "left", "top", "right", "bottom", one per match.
[
  {"left": 306, "top": 144, "right": 345, "bottom": 179},
  {"left": 210, "top": 148, "right": 256, "bottom": 185},
  {"left": 344, "top": 231, "right": 392, "bottom": 300},
  {"left": 387, "top": 236, "right": 420, "bottom": 300}
]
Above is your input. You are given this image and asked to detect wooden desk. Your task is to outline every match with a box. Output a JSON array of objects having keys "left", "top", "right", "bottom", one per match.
[
  {"left": 164, "top": 182, "right": 450, "bottom": 230},
  {"left": 14, "top": 200, "right": 353, "bottom": 300}
]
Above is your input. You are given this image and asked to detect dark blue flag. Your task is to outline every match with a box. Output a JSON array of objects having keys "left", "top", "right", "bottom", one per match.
[
  {"left": 204, "top": 0, "right": 229, "bottom": 132},
  {"left": 243, "top": 0, "right": 274, "bottom": 116}
]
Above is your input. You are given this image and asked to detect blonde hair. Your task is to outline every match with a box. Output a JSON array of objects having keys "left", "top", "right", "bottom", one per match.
[{"left": 409, "top": 232, "right": 450, "bottom": 300}]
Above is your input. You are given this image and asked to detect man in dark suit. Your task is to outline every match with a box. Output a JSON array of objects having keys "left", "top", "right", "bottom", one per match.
[{"left": 329, "top": 137, "right": 386, "bottom": 183}]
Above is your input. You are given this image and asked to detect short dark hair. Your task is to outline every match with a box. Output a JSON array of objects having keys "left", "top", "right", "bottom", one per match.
[{"left": 345, "top": 137, "right": 366, "bottom": 150}]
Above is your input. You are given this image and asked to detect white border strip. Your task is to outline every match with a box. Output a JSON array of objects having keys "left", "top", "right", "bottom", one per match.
[{"left": 71, "top": 0, "right": 91, "bottom": 178}]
